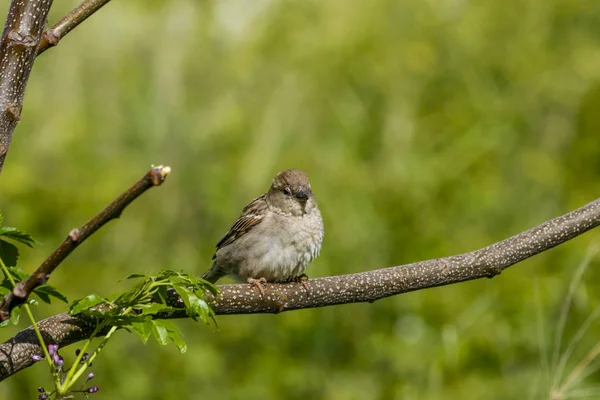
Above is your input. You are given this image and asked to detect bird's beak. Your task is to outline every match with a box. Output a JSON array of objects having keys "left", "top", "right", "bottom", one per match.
[{"left": 295, "top": 190, "right": 309, "bottom": 201}]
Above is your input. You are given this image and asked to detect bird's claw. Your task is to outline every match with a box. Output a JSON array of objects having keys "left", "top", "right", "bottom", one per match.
[
  {"left": 247, "top": 277, "right": 267, "bottom": 296},
  {"left": 294, "top": 274, "right": 310, "bottom": 293}
]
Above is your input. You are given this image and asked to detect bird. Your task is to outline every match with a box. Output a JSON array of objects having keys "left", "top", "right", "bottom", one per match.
[{"left": 202, "top": 169, "right": 324, "bottom": 295}]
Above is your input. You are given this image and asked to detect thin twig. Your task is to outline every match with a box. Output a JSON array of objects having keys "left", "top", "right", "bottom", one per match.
[
  {"left": 0, "top": 165, "right": 171, "bottom": 321},
  {"left": 37, "top": 0, "right": 113, "bottom": 56},
  {"left": 1, "top": 195, "right": 599, "bottom": 382},
  {"left": 0, "top": 0, "right": 55, "bottom": 173}
]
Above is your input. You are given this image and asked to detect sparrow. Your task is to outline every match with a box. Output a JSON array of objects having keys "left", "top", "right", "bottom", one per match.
[{"left": 202, "top": 169, "right": 324, "bottom": 294}]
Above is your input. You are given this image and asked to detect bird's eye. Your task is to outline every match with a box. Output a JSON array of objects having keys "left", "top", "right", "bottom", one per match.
[{"left": 284, "top": 187, "right": 292, "bottom": 196}]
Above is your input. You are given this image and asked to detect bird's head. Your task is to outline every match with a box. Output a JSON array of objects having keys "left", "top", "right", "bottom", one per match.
[{"left": 268, "top": 169, "right": 317, "bottom": 216}]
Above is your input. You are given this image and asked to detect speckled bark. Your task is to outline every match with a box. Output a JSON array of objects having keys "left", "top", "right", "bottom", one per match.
[
  {"left": 0, "top": 0, "right": 54, "bottom": 172},
  {"left": 1, "top": 196, "right": 599, "bottom": 382}
]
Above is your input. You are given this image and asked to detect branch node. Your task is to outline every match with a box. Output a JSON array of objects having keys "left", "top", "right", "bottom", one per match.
[
  {"left": 36, "top": 274, "right": 50, "bottom": 286},
  {"left": 41, "top": 29, "right": 61, "bottom": 47},
  {"left": 486, "top": 268, "right": 502, "bottom": 279},
  {"left": 12, "top": 283, "right": 27, "bottom": 299},
  {"left": 275, "top": 295, "right": 287, "bottom": 313},
  {"left": 68, "top": 228, "right": 81, "bottom": 242},
  {"left": 149, "top": 165, "right": 171, "bottom": 186},
  {"left": 7, "top": 31, "right": 38, "bottom": 48},
  {"left": 7, "top": 104, "right": 22, "bottom": 122}
]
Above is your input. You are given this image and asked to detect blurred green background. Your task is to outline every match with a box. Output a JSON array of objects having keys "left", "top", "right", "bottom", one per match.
[{"left": 2, "top": 0, "right": 600, "bottom": 398}]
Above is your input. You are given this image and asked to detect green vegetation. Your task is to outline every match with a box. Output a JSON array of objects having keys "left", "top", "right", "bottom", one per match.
[{"left": 1, "top": 0, "right": 600, "bottom": 398}]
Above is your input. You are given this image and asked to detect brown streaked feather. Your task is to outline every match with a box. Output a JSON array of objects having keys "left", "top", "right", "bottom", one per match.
[{"left": 212, "top": 194, "right": 268, "bottom": 258}]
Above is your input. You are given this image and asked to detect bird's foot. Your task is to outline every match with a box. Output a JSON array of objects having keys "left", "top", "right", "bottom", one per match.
[
  {"left": 247, "top": 277, "right": 267, "bottom": 296},
  {"left": 294, "top": 274, "right": 310, "bottom": 293}
]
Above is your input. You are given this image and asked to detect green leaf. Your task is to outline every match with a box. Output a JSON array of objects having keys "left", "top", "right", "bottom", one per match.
[
  {"left": 171, "top": 284, "right": 193, "bottom": 315},
  {"left": 165, "top": 323, "right": 187, "bottom": 353},
  {"left": 131, "top": 319, "right": 153, "bottom": 344},
  {"left": 35, "top": 289, "right": 50, "bottom": 304},
  {"left": 0, "top": 227, "right": 37, "bottom": 248},
  {"left": 151, "top": 320, "right": 169, "bottom": 345},
  {"left": 0, "top": 240, "right": 19, "bottom": 267},
  {"left": 9, "top": 304, "right": 20, "bottom": 325},
  {"left": 6, "top": 267, "right": 27, "bottom": 281},
  {"left": 125, "top": 273, "right": 147, "bottom": 280},
  {"left": 137, "top": 303, "right": 170, "bottom": 316},
  {"left": 34, "top": 285, "right": 68, "bottom": 304},
  {"left": 69, "top": 294, "right": 109, "bottom": 315}
]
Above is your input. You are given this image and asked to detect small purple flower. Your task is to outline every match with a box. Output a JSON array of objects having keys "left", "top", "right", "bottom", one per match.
[
  {"left": 38, "top": 394, "right": 48, "bottom": 400},
  {"left": 81, "top": 352, "right": 89, "bottom": 361},
  {"left": 75, "top": 348, "right": 81, "bottom": 356},
  {"left": 86, "top": 372, "right": 94, "bottom": 382},
  {"left": 52, "top": 353, "right": 60, "bottom": 365},
  {"left": 47, "top": 344, "right": 58, "bottom": 356},
  {"left": 32, "top": 355, "right": 42, "bottom": 362},
  {"left": 37, "top": 387, "right": 45, "bottom": 393},
  {"left": 87, "top": 386, "right": 99, "bottom": 393}
]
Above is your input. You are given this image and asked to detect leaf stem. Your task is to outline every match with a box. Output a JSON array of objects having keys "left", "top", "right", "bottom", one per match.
[
  {"left": 60, "top": 306, "right": 131, "bottom": 393},
  {"left": 0, "top": 258, "right": 53, "bottom": 369},
  {"left": 59, "top": 319, "right": 105, "bottom": 393}
]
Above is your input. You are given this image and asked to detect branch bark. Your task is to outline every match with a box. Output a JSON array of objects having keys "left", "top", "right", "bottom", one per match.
[
  {"left": 1, "top": 195, "right": 599, "bottom": 382},
  {"left": 0, "top": 0, "right": 54, "bottom": 173},
  {"left": 0, "top": 165, "right": 171, "bottom": 321},
  {"left": 37, "top": 0, "right": 113, "bottom": 56}
]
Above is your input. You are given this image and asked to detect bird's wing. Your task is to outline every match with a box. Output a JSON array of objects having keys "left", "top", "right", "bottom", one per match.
[{"left": 213, "top": 194, "right": 268, "bottom": 258}]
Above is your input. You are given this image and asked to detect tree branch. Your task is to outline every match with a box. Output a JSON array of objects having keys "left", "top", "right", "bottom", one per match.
[
  {"left": 1, "top": 195, "right": 599, "bottom": 382},
  {"left": 0, "top": 165, "right": 171, "bottom": 322},
  {"left": 37, "top": 0, "right": 113, "bottom": 56},
  {"left": 0, "top": 0, "right": 54, "bottom": 173}
]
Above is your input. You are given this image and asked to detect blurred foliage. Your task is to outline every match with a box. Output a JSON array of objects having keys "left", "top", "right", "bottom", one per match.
[{"left": 1, "top": 0, "right": 600, "bottom": 398}]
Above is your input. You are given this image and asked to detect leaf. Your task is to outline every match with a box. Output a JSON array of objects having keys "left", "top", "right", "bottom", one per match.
[
  {"left": 166, "top": 325, "right": 187, "bottom": 353},
  {"left": 151, "top": 320, "right": 169, "bottom": 345},
  {"left": 9, "top": 305, "right": 20, "bottom": 325},
  {"left": 34, "top": 285, "right": 68, "bottom": 304},
  {"left": 171, "top": 284, "right": 193, "bottom": 314},
  {"left": 150, "top": 320, "right": 188, "bottom": 353},
  {"left": 131, "top": 319, "right": 153, "bottom": 344},
  {"left": 137, "top": 303, "right": 170, "bottom": 316},
  {"left": 125, "top": 273, "right": 147, "bottom": 280},
  {"left": 69, "top": 294, "right": 109, "bottom": 315},
  {"left": 35, "top": 289, "right": 50, "bottom": 304},
  {"left": 0, "top": 240, "right": 19, "bottom": 267},
  {"left": 6, "top": 267, "right": 27, "bottom": 281},
  {"left": 0, "top": 227, "right": 37, "bottom": 248}
]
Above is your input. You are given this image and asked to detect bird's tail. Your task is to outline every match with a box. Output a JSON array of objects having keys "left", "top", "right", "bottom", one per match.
[{"left": 201, "top": 263, "right": 225, "bottom": 284}]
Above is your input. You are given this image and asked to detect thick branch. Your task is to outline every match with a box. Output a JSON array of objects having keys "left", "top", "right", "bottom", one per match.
[
  {"left": 0, "top": 0, "right": 54, "bottom": 173},
  {"left": 0, "top": 165, "right": 171, "bottom": 321},
  {"left": 37, "top": 0, "right": 113, "bottom": 56},
  {"left": 1, "top": 196, "right": 599, "bottom": 381}
]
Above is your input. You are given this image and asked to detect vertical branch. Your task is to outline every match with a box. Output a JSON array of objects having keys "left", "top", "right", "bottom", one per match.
[{"left": 0, "top": 0, "right": 54, "bottom": 173}]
